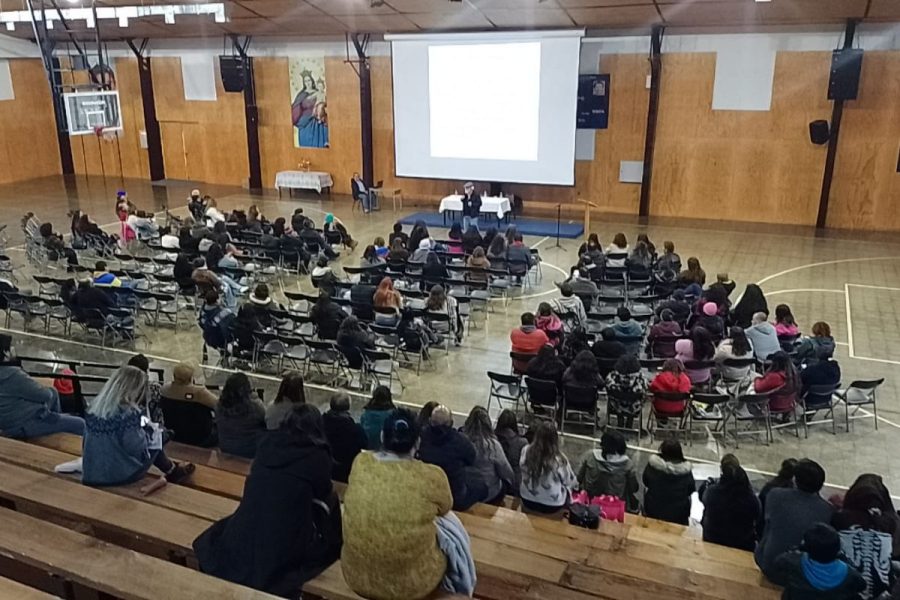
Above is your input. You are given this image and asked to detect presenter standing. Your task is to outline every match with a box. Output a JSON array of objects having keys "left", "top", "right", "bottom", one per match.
[{"left": 460, "top": 182, "right": 482, "bottom": 231}]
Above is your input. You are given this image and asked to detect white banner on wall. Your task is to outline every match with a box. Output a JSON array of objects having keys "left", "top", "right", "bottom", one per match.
[
  {"left": 0, "top": 59, "right": 13, "bottom": 101},
  {"left": 712, "top": 36, "right": 777, "bottom": 111},
  {"left": 181, "top": 54, "right": 217, "bottom": 101}
]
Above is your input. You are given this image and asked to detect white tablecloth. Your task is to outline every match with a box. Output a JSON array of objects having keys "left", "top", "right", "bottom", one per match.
[
  {"left": 275, "top": 171, "right": 334, "bottom": 193},
  {"left": 439, "top": 194, "right": 511, "bottom": 219}
]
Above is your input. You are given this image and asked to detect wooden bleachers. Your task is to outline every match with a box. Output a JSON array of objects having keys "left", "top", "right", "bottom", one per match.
[
  {"left": 3, "top": 433, "right": 782, "bottom": 600},
  {"left": 0, "top": 575, "right": 58, "bottom": 599}
]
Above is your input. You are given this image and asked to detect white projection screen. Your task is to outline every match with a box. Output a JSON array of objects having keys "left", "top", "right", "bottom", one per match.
[{"left": 388, "top": 30, "right": 583, "bottom": 186}]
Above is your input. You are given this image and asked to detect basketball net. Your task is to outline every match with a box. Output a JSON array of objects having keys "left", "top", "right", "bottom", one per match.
[{"left": 93, "top": 125, "right": 119, "bottom": 143}]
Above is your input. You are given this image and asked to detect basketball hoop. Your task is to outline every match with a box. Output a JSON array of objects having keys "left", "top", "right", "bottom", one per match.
[
  {"left": 93, "top": 125, "right": 105, "bottom": 137},
  {"left": 94, "top": 126, "right": 119, "bottom": 143}
]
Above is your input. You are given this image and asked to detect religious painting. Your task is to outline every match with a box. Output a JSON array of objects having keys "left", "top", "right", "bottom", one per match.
[{"left": 289, "top": 56, "right": 329, "bottom": 148}]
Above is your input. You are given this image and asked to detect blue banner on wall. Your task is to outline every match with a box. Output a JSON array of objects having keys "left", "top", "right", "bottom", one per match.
[{"left": 576, "top": 74, "right": 609, "bottom": 130}]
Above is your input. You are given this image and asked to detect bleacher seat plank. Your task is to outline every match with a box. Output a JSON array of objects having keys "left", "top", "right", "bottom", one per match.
[
  {"left": 165, "top": 441, "right": 252, "bottom": 475},
  {"left": 0, "top": 437, "right": 237, "bottom": 522},
  {"left": 0, "top": 575, "right": 57, "bottom": 599},
  {"left": 0, "top": 507, "right": 278, "bottom": 599},
  {"left": 32, "top": 433, "right": 246, "bottom": 499},
  {"left": 0, "top": 461, "right": 206, "bottom": 560}
]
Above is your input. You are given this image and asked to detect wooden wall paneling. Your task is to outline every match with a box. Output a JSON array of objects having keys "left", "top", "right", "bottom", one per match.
[
  {"left": 827, "top": 51, "right": 900, "bottom": 231},
  {"left": 0, "top": 59, "right": 61, "bottom": 184},
  {"left": 651, "top": 52, "right": 831, "bottom": 225},
  {"left": 151, "top": 57, "right": 248, "bottom": 187}
]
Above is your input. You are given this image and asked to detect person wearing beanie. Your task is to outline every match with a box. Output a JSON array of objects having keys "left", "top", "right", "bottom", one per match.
[
  {"left": 769, "top": 523, "right": 865, "bottom": 599},
  {"left": 691, "top": 301, "right": 724, "bottom": 339},
  {"left": 323, "top": 212, "right": 358, "bottom": 251},
  {"left": 160, "top": 363, "right": 218, "bottom": 446}
]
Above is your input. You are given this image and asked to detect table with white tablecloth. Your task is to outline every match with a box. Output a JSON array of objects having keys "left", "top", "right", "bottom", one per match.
[
  {"left": 275, "top": 171, "right": 334, "bottom": 195},
  {"left": 438, "top": 194, "right": 512, "bottom": 225}
]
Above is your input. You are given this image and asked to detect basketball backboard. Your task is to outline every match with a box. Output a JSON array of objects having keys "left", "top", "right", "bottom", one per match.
[{"left": 62, "top": 90, "right": 123, "bottom": 135}]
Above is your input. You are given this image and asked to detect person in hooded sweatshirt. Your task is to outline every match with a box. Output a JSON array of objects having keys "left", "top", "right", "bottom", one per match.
[
  {"left": 611, "top": 307, "right": 643, "bottom": 341},
  {"left": 418, "top": 404, "right": 486, "bottom": 511},
  {"left": 745, "top": 311, "right": 782, "bottom": 361},
  {"left": 642, "top": 439, "right": 694, "bottom": 525},
  {"left": 769, "top": 523, "right": 865, "bottom": 600},
  {"left": 699, "top": 454, "right": 761, "bottom": 551},
  {"left": 535, "top": 302, "right": 564, "bottom": 347},
  {"left": 647, "top": 309, "right": 683, "bottom": 347},
  {"left": 193, "top": 404, "right": 341, "bottom": 597},
  {"left": 576, "top": 430, "right": 640, "bottom": 513},
  {"left": 655, "top": 289, "right": 692, "bottom": 326},
  {"left": 322, "top": 392, "right": 368, "bottom": 484},
  {"left": 0, "top": 334, "right": 85, "bottom": 439}
]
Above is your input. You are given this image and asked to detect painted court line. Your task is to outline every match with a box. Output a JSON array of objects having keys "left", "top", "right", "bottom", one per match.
[{"left": 756, "top": 256, "right": 898, "bottom": 287}]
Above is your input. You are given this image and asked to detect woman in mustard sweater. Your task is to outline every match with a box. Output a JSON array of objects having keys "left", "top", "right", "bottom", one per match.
[{"left": 342, "top": 408, "right": 453, "bottom": 600}]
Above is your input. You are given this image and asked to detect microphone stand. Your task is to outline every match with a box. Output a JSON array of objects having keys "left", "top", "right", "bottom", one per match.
[{"left": 553, "top": 203, "right": 566, "bottom": 251}]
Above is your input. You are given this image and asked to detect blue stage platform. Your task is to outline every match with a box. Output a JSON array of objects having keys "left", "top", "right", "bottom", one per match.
[{"left": 396, "top": 212, "right": 584, "bottom": 239}]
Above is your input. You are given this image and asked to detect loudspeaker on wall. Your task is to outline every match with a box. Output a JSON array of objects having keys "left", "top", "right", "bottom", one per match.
[
  {"left": 828, "top": 48, "right": 863, "bottom": 101},
  {"left": 809, "top": 120, "right": 830, "bottom": 145},
  {"left": 219, "top": 56, "right": 245, "bottom": 93}
]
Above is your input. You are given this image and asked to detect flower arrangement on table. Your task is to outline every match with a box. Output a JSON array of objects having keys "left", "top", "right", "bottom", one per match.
[{"left": 297, "top": 159, "right": 311, "bottom": 172}]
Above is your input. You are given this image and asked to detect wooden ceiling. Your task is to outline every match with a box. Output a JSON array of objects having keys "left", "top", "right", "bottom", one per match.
[{"left": 1, "top": 0, "right": 898, "bottom": 40}]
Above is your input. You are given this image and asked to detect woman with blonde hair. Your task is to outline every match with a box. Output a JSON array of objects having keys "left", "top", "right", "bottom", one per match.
[{"left": 83, "top": 365, "right": 194, "bottom": 487}]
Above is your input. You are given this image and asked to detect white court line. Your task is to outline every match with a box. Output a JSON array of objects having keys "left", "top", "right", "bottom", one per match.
[
  {"left": 765, "top": 288, "right": 844, "bottom": 295},
  {"left": 530, "top": 236, "right": 549, "bottom": 249},
  {"left": 756, "top": 256, "right": 899, "bottom": 287},
  {"left": 845, "top": 283, "right": 855, "bottom": 359},
  {"left": 845, "top": 283, "right": 900, "bottom": 292}
]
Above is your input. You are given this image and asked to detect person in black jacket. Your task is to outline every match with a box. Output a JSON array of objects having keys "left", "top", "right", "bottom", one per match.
[
  {"left": 699, "top": 455, "right": 761, "bottom": 551},
  {"left": 310, "top": 292, "right": 345, "bottom": 340},
  {"left": 800, "top": 345, "right": 841, "bottom": 404},
  {"left": 336, "top": 316, "right": 375, "bottom": 369},
  {"left": 418, "top": 404, "right": 487, "bottom": 511},
  {"left": 642, "top": 439, "right": 695, "bottom": 525},
  {"left": 350, "top": 173, "right": 371, "bottom": 213},
  {"left": 322, "top": 392, "right": 367, "bottom": 483},
  {"left": 71, "top": 280, "right": 112, "bottom": 317},
  {"left": 460, "top": 182, "right": 482, "bottom": 231},
  {"left": 193, "top": 404, "right": 341, "bottom": 597},
  {"left": 234, "top": 284, "right": 281, "bottom": 353}
]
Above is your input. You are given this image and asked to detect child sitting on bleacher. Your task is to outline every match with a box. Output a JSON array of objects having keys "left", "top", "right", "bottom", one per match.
[{"left": 769, "top": 523, "right": 865, "bottom": 600}]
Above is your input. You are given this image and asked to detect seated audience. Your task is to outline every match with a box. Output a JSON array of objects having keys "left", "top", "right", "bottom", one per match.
[
  {"left": 446, "top": 223, "right": 464, "bottom": 254},
  {"left": 605, "top": 233, "right": 629, "bottom": 267},
  {"left": 486, "top": 233, "right": 507, "bottom": 260},
  {"left": 732, "top": 284, "right": 769, "bottom": 329},
  {"left": 342, "top": 408, "right": 452, "bottom": 600},
  {"left": 82, "top": 365, "right": 194, "bottom": 486},
  {"left": 759, "top": 458, "right": 798, "bottom": 519},
  {"left": 568, "top": 268, "right": 600, "bottom": 307},
  {"left": 461, "top": 406, "right": 515, "bottom": 505},
  {"left": 711, "top": 272, "right": 736, "bottom": 299},
  {"left": 422, "top": 252, "right": 449, "bottom": 285},
  {"left": 678, "top": 256, "right": 706, "bottom": 287},
  {"left": 746, "top": 311, "right": 781, "bottom": 361},
  {"left": 419, "top": 405, "right": 485, "bottom": 511},
  {"left": 387, "top": 222, "right": 408, "bottom": 249},
  {"left": 265, "top": 371, "right": 306, "bottom": 430},
  {"left": 373, "top": 277, "right": 403, "bottom": 325},
  {"left": 611, "top": 307, "right": 643, "bottom": 341},
  {"left": 360, "top": 385, "right": 395, "bottom": 450},
  {"left": 215, "top": 372, "right": 266, "bottom": 459},
  {"left": 310, "top": 292, "right": 345, "bottom": 341},
  {"left": 535, "top": 302, "right": 564, "bottom": 347},
  {"left": 360, "top": 244, "right": 384, "bottom": 267},
  {"left": 627, "top": 240, "right": 654, "bottom": 275},
  {"left": 649, "top": 358, "right": 692, "bottom": 414},
  {"left": 336, "top": 316, "right": 376, "bottom": 369},
  {"left": 656, "top": 240, "right": 681, "bottom": 273},
  {"left": 193, "top": 404, "right": 340, "bottom": 597},
  {"left": 591, "top": 327, "right": 628, "bottom": 365},
  {"left": 159, "top": 362, "right": 217, "bottom": 447},
  {"left": 800, "top": 345, "right": 841, "bottom": 404},
  {"left": 576, "top": 430, "right": 639, "bottom": 513},
  {"left": 519, "top": 421, "right": 576, "bottom": 514},
  {"left": 425, "top": 284, "right": 461, "bottom": 344},
  {"left": 753, "top": 351, "right": 800, "bottom": 414},
  {"left": 795, "top": 321, "right": 836, "bottom": 366},
  {"left": 465, "top": 246, "right": 491, "bottom": 281},
  {"left": 693, "top": 302, "right": 724, "bottom": 339},
  {"left": 411, "top": 239, "right": 433, "bottom": 263},
  {"left": 755, "top": 459, "right": 834, "bottom": 579},
  {"left": 39, "top": 222, "right": 79, "bottom": 265},
  {"left": 416, "top": 401, "right": 440, "bottom": 430},
  {"left": 126, "top": 353, "right": 163, "bottom": 426},
  {"left": 92, "top": 261, "right": 123, "bottom": 287},
  {"left": 234, "top": 284, "right": 281, "bottom": 352},
  {"left": 0, "top": 334, "right": 85, "bottom": 438},
  {"left": 71, "top": 279, "right": 113, "bottom": 316},
  {"left": 775, "top": 303, "right": 800, "bottom": 336},
  {"left": 510, "top": 312, "right": 550, "bottom": 371},
  {"left": 605, "top": 354, "right": 648, "bottom": 429},
  {"left": 642, "top": 440, "right": 694, "bottom": 525},
  {"left": 461, "top": 226, "right": 482, "bottom": 255},
  {"left": 769, "top": 524, "right": 865, "bottom": 600},
  {"left": 387, "top": 237, "right": 409, "bottom": 263},
  {"left": 322, "top": 392, "right": 367, "bottom": 483},
  {"left": 198, "top": 290, "right": 235, "bottom": 351},
  {"left": 506, "top": 233, "right": 534, "bottom": 274},
  {"left": 675, "top": 326, "right": 715, "bottom": 385},
  {"left": 700, "top": 455, "right": 761, "bottom": 551},
  {"left": 714, "top": 326, "right": 755, "bottom": 381},
  {"left": 648, "top": 309, "right": 682, "bottom": 346},
  {"left": 311, "top": 256, "right": 338, "bottom": 292},
  {"left": 655, "top": 289, "right": 692, "bottom": 325},
  {"left": 563, "top": 350, "right": 602, "bottom": 389},
  {"left": 525, "top": 344, "right": 566, "bottom": 386},
  {"left": 407, "top": 221, "right": 429, "bottom": 254},
  {"left": 495, "top": 409, "right": 527, "bottom": 495},
  {"left": 549, "top": 282, "right": 588, "bottom": 326},
  {"left": 577, "top": 233, "right": 604, "bottom": 266}
]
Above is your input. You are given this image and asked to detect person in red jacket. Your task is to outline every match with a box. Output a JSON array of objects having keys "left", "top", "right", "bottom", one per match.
[
  {"left": 753, "top": 351, "right": 799, "bottom": 413},
  {"left": 510, "top": 312, "right": 549, "bottom": 373},
  {"left": 649, "top": 359, "right": 692, "bottom": 414}
]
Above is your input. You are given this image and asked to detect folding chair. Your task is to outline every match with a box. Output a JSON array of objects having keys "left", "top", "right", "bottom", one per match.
[
  {"left": 730, "top": 393, "right": 772, "bottom": 447},
  {"left": 801, "top": 383, "right": 842, "bottom": 437},
  {"left": 278, "top": 334, "right": 310, "bottom": 373},
  {"left": 305, "top": 339, "right": 342, "bottom": 385},
  {"left": 486, "top": 371, "right": 525, "bottom": 414},
  {"left": 509, "top": 351, "right": 537, "bottom": 376},
  {"left": 524, "top": 376, "right": 559, "bottom": 422},
  {"left": 561, "top": 383, "right": 601, "bottom": 437},
  {"left": 689, "top": 392, "right": 731, "bottom": 445},
  {"left": 647, "top": 392, "right": 691, "bottom": 443},
  {"left": 836, "top": 379, "right": 884, "bottom": 432},
  {"left": 423, "top": 312, "right": 453, "bottom": 353},
  {"left": 604, "top": 388, "right": 644, "bottom": 437},
  {"left": 363, "top": 348, "right": 403, "bottom": 391},
  {"left": 648, "top": 335, "right": 681, "bottom": 359}
]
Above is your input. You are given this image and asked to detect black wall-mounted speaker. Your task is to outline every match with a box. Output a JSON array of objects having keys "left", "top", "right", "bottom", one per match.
[
  {"left": 219, "top": 56, "right": 245, "bottom": 93},
  {"left": 809, "top": 120, "right": 830, "bottom": 145},
  {"left": 828, "top": 48, "right": 863, "bottom": 101}
]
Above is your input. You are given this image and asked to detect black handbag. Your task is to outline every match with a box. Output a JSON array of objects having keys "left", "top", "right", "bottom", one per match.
[{"left": 567, "top": 503, "right": 601, "bottom": 529}]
